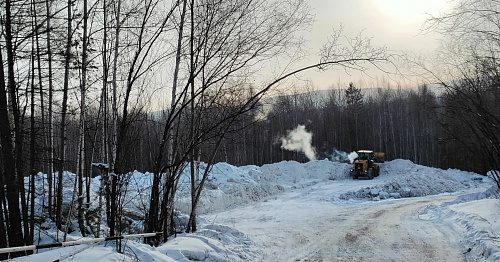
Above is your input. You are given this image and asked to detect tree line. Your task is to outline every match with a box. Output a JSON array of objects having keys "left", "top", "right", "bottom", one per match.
[{"left": 216, "top": 81, "right": 498, "bottom": 179}]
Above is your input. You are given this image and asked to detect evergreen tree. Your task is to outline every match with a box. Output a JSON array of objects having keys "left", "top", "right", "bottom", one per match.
[
  {"left": 344, "top": 83, "right": 364, "bottom": 149},
  {"left": 345, "top": 82, "right": 364, "bottom": 114}
]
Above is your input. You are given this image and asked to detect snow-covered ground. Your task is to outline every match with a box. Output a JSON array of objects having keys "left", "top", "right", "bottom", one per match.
[{"left": 10, "top": 159, "right": 500, "bottom": 261}]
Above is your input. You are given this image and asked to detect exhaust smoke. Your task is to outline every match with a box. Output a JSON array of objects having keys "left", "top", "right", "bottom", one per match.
[
  {"left": 280, "top": 125, "right": 317, "bottom": 161},
  {"left": 330, "top": 149, "right": 359, "bottom": 163}
]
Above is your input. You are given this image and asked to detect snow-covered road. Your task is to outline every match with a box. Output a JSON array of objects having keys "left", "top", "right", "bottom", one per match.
[
  {"left": 208, "top": 180, "right": 468, "bottom": 261},
  {"left": 199, "top": 159, "right": 497, "bottom": 261}
]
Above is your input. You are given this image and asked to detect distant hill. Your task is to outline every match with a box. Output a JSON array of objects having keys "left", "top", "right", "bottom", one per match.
[
  {"left": 263, "top": 84, "right": 445, "bottom": 105},
  {"left": 148, "top": 84, "right": 446, "bottom": 118}
]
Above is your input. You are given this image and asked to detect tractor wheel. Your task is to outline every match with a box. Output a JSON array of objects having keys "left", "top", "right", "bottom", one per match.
[{"left": 367, "top": 168, "right": 373, "bottom": 179}]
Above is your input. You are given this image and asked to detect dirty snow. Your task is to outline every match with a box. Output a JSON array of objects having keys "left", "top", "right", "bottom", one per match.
[{"left": 11, "top": 159, "right": 500, "bottom": 261}]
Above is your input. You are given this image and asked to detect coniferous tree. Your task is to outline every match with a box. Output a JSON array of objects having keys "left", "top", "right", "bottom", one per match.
[{"left": 345, "top": 82, "right": 364, "bottom": 149}]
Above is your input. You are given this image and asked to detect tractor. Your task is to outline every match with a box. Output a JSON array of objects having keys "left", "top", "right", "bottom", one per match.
[{"left": 349, "top": 150, "right": 385, "bottom": 179}]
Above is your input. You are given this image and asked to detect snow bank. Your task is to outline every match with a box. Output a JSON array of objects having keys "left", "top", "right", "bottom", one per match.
[
  {"left": 339, "top": 159, "right": 485, "bottom": 200},
  {"left": 419, "top": 187, "right": 500, "bottom": 262},
  {"left": 176, "top": 159, "right": 350, "bottom": 214},
  {"left": 157, "top": 224, "right": 261, "bottom": 261},
  {"left": 175, "top": 159, "right": 487, "bottom": 213},
  {"left": 15, "top": 223, "right": 260, "bottom": 262},
  {"left": 449, "top": 198, "right": 500, "bottom": 261}
]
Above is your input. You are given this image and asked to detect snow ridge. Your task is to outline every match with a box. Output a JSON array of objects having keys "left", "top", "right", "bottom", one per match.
[{"left": 339, "top": 159, "right": 484, "bottom": 200}]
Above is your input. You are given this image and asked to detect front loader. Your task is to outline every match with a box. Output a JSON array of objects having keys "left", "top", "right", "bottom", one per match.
[{"left": 349, "top": 150, "right": 385, "bottom": 179}]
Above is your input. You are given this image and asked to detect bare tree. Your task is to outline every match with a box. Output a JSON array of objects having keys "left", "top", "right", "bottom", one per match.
[
  {"left": 0, "top": 0, "right": 26, "bottom": 254},
  {"left": 146, "top": 0, "right": 318, "bottom": 238},
  {"left": 45, "top": 0, "right": 55, "bottom": 220},
  {"left": 439, "top": 62, "right": 500, "bottom": 187},
  {"left": 99, "top": 0, "right": 180, "bottom": 243},
  {"left": 424, "top": 0, "right": 500, "bottom": 186},
  {"left": 75, "top": 0, "right": 90, "bottom": 237},
  {"left": 426, "top": 0, "right": 500, "bottom": 62}
]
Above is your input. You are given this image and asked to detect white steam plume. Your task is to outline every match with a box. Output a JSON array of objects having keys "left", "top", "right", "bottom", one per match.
[
  {"left": 280, "top": 125, "right": 317, "bottom": 161},
  {"left": 348, "top": 151, "right": 358, "bottom": 163},
  {"left": 330, "top": 149, "right": 358, "bottom": 163}
]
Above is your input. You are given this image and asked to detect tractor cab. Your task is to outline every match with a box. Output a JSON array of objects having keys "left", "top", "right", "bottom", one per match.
[{"left": 356, "top": 150, "right": 375, "bottom": 161}]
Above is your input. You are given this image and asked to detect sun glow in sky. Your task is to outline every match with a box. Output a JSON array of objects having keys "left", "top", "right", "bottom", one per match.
[
  {"left": 298, "top": 0, "right": 453, "bottom": 89},
  {"left": 374, "top": 0, "right": 449, "bottom": 21}
]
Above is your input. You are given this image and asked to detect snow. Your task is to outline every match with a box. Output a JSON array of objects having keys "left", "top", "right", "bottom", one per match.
[
  {"left": 451, "top": 199, "right": 500, "bottom": 234},
  {"left": 11, "top": 159, "right": 500, "bottom": 261}
]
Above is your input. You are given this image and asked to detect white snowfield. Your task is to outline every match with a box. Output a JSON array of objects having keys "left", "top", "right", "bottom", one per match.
[{"left": 13, "top": 159, "right": 500, "bottom": 261}]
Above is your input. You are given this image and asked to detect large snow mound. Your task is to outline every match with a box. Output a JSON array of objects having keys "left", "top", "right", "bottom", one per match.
[
  {"left": 339, "top": 159, "right": 485, "bottom": 200},
  {"left": 177, "top": 159, "right": 485, "bottom": 214},
  {"left": 176, "top": 159, "right": 350, "bottom": 214}
]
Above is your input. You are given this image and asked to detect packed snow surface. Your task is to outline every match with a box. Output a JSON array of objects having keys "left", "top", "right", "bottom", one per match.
[{"left": 12, "top": 159, "right": 500, "bottom": 261}]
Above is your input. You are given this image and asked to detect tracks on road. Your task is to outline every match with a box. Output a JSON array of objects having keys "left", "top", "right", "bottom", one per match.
[
  {"left": 307, "top": 196, "right": 464, "bottom": 262},
  {"left": 211, "top": 192, "right": 465, "bottom": 261}
]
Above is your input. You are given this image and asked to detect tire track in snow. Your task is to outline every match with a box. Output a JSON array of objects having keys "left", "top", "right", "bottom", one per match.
[
  {"left": 295, "top": 196, "right": 464, "bottom": 262},
  {"left": 213, "top": 193, "right": 466, "bottom": 261}
]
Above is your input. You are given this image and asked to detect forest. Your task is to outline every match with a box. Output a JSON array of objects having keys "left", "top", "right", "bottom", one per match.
[{"left": 0, "top": 0, "right": 499, "bottom": 258}]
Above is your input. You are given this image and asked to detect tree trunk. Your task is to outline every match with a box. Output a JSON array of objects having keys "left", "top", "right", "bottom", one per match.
[
  {"left": 77, "top": 0, "right": 89, "bottom": 237},
  {"left": 0, "top": 176, "right": 7, "bottom": 260},
  {"left": 0, "top": 45, "right": 25, "bottom": 256},
  {"left": 188, "top": 0, "right": 196, "bottom": 233},
  {"left": 29, "top": 25, "right": 36, "bottom": 247},
  {"left": 34, "top": 0, "right": 47, "bottom": 229},
  {"left": 148, "top": 0, "right": 186, "bottom": 242},
  {"left": 109, "top": 0, "right": 122, "bottom": 238},
  {"left": 187, "top": 133, "right": 227, "bottom": 233},
  {"left": 45, "top": 0, "right": 55, "bottom": 220},
  {"left": 56, "top": 0, "right": 72, "bottom": 235},
  {"left": 6, "top": 0, "right": 30, "bottom": 247}
]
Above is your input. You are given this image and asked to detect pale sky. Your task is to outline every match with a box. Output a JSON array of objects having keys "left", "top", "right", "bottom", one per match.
[{"left": 298, "top": 0, "right": 452, "bottom": 89}]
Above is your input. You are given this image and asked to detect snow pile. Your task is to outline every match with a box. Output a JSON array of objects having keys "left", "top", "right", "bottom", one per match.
[
  {"left": 15, "top": 222, "right": 260, "bottom": 262},
  {"left": 178, "top": 159, "right": 350, "bottom": 214},
  {"left": 173, "top": 159, "right": 487, "bottom": 213},
  {"left": 157, "top": 224, "right": 261, "bottom": 261},
  {"left": 339, "top": 159, "right": 485, "bottom": 200}
]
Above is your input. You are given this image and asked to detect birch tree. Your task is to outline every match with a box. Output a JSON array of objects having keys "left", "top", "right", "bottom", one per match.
[
  {"left": 55, "top": 0, "right": 73, "bottom": 235},
  {"left": 103, "top": 0, "right": 179, "bottom": 239}
]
